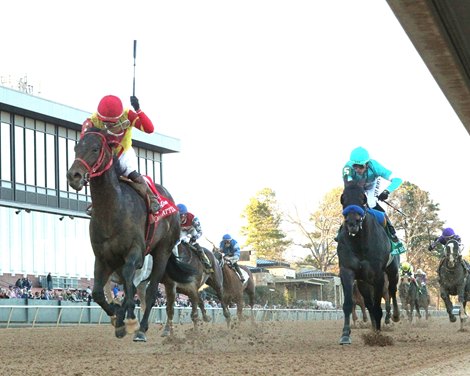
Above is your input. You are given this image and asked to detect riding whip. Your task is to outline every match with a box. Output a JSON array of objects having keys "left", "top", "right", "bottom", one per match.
[
  {"left": 380, "top": 199, "right": 406, "bottom": 217},
  {"left": 132, "top": 40, "right": 137, "bottom": 96}
]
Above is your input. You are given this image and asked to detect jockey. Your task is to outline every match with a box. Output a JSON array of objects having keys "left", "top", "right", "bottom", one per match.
[
  {"left": 342, "top": 146, "right": 403, "bottom": 243},
  {"left": 219, "top": 234, "right": 245, "bottom": 282},
  {"left": 399, "top": 261, "right": 414, "bottom": 279},
  {"left": 428, "top": 227, "right": 462, "bottom": 251},
  {"left": 177, "top": 204, "right": 213, "bottom": 273},
  {"left": 81, "top": 95, "right": 160, "bottom": 214},
  {"left": 415, "top": 268, "right": 427, "bottom": 285}
]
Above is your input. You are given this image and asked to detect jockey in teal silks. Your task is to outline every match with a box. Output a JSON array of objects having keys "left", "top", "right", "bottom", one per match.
[{"left": 342, "top": 146, "right": 403, "bottom": 243}]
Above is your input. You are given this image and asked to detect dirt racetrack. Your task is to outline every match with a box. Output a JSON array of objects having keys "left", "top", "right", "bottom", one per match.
[{"left": 1, "top": 316, "right": 470, "bottom": 376}]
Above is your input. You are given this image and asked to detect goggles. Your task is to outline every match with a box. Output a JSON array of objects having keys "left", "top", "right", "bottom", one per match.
[{"left": 103, "top": 119, "right": 131, "bottom": 136}]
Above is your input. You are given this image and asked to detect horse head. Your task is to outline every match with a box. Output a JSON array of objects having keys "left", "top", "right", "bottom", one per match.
[
  {"left": 340, "top": 183, "right": 367, "bottom": 236},
  {"left": 66, "top": 128, "right": 114, "bottom": 191},
  {"left": 444, "top": 239, "right": 462, "bottom": 268}
]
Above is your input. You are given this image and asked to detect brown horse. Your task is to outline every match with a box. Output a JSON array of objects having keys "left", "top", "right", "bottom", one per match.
[
  {"left": 415, "top": 274, "right": 430, "bottom": 320},
  {"left": 66, "top": 128, "right": 196, "bottom": 341},
  {"left": 160, "top": 243, "right": 230, "bottom": 336},
  {"left": 399, "top": 275, "right": 420, "bottom": 322},
  {"left": 214, "top": 250, "right": 255, "bottom": 324},
  {"left": 352, "top": 274, "right": 391, "bottom": 326}
]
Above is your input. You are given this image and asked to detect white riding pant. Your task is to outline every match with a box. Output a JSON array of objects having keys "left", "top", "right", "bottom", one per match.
[{"left": 117, "top": 147, "right": 138, "bottom": 177}]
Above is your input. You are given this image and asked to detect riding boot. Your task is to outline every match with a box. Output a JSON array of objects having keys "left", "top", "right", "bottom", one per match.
[
  {"left": 194, "top": 243, "right": 214, "bottom": 273},
  {"left": 386, "top": 218, "right": 399, "bottom": 243},
  {"left": 129, "top": 172, "right": 160, "bottom": 214},
  {"left": 234, "top": 263, "right": 245, "bottom": 282}
]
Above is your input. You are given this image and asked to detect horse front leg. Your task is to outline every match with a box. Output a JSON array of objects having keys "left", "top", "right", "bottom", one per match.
[
  {"left": 339, "top": 268, "right": 354, "bottom": 345},
  {"left": 440, "top": 288, "right": 456, "bottom": 322},
  {"left": 387, "top": 271, "right": 400, "bottom": 323},
  {"left": 91, "top": 260, "right": 116, "bottom": 324},
  {"left": 134, "top": 253, "right": 168, "bottom": 342},
  {"left": 120, "top": 259, "right": 139, "bottom": 337},
  {"left": 162, "top": 284, "right": 176, "bottom": 337}
]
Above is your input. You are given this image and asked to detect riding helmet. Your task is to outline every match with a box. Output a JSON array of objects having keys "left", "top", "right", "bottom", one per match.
[
  {"left": 401, "top": 261, "right": 411, "bottom": 272},
  {"left": 349, "top": 146, "right": 370, "bottom": 165},
  {"left": 97, "top": 95, "right": 123, "bottom": 123},
  {"left": 442, "top": 227, "right": 455, "bottom": 237},
  {"left": 222, "top": 234, "right": 232, "bottom": 241},
  {"left": 177, "top": 204, "right": 188, "bottom": 214}
]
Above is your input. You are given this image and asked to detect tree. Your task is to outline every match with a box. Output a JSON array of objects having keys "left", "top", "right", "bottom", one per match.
[
  {"left": 241, "top": 188, "right": 292, "bottom": 260},
  {"left": 288, "top": 187, "right": 343, "bottom": 271},
  {"left": 385, "top": 181, "right": 444, "bottom": 302}
]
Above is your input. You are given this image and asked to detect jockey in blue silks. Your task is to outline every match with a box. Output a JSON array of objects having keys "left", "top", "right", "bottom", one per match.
[
  {"left": 219, "top": 234, "right": 244, "bottom": 282},
  {"left": 342, "top": 146, "right": 403, "bottom": 243}
]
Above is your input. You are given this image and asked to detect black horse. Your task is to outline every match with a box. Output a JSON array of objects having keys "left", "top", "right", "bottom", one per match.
[
  {"left": 337, "top": 182, "right": 400, "bottom": 344},
  {"left": 66, "top": 128, "right": 196, "bottom": 341},
  {"left": 438, "top": 239, "right": 470, "bottom": 330},
  {"left": 160, "top": 242, "right": 230, "bottom": 336}
]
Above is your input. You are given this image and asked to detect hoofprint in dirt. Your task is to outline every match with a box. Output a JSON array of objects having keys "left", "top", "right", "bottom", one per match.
[{"left": 1, "top": 318, "right": 470, "bottom": 376}]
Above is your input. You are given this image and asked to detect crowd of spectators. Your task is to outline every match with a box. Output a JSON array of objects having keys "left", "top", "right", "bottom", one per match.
[{"left": 0, "top": 277, "right": 224, "bottom": 308}]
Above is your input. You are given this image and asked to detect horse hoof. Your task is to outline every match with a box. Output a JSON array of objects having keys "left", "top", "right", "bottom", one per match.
[
  {"left": 339, "top": 336, "right": 352, "bottom": 345},
  {"left": 110, "top": 316, "right": 117, "bottom": 327},
  {"left": 125, "top": 318, "right": 139, "bottom": 334},
  {"left": 161, "top": 327, "right": 172, "bottom": 337},
  {"left": 115, "top": 326, "right": 127, "bottom": 338},
  {"left": 133, "top": 331, "right": 147, "bottom": 342},
  {"left": 450, "top": 315, "right": 457, "bottom": 323}
]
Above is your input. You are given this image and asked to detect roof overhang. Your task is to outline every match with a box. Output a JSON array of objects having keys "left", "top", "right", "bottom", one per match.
[{"left": 387, "top": 0, "right": 470, "bottom": 135}]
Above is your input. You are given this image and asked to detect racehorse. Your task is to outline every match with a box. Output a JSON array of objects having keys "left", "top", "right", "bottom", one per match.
[
  {"left": 337, "top": 182, "right": 400, "bottom": 344},
  {"left": 398, "top": 275, "right": 420, "bottom": 322},
  {"left": 159, "top": 242, "right": 230, "bottom": 336},
  {"left": 352, "top": 274, "right": 391, "bottom": 326},
  {"left": 214, "top": 249, "right": 255, "bottom": 325},
  {"left": 438, "top": 239, "right": 470, "bottom": 330},
  {"left": 66, "top": 128, "right": 196, "bottom": 341},
  {"left": 415, "top": 273, "right": 430, "bottom": 320}
]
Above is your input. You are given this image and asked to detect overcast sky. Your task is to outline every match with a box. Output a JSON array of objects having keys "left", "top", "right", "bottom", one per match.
[{"left": 3, "top": 1, "right": 470, "bottom": 257}]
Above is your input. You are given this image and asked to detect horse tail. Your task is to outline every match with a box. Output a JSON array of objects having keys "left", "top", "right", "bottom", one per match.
[{"left": 165, "top": 253, "right": 197, "bottom": 283}]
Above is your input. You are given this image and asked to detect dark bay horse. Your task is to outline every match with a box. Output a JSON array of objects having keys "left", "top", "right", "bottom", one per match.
[
  {"left": 214, "top": 250, "right": 255, "bottom": 325},
  {"left": 352, "top": 274, "right": 391, "bottom": 326},
  {"left": 337, "top": 182, "right": 400, "bottom": 345},
  {"left": 160, "top": 243, "right": 230, "bottom": 336},
  {"left": 438, "top": 239, "right": 470, "bottom": 330},
  {"left": 66, "top": 128, "right": 196, "bottom": 341},
  {"left": 398, "top": 275, "right": 420, "bottom": 322}
]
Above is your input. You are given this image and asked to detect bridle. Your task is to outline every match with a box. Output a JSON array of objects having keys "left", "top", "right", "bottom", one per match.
[
  {"left": 342, "top": 204, "right": 366, "bottom": 235},
  {"left": 73, "top": 131, "right": 116, "bottom": 184}
]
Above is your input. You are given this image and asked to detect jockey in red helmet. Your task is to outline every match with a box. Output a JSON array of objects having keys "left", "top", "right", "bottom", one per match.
[
  {"left": 81, "top": 95, "right": 159, "bottom": 214},
  {"left": 176, "top": 203, "right": 213, "bottom": 273}
]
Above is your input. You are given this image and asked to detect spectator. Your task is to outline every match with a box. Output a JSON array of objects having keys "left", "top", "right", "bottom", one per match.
[{"left": 47, "top": 272, "right": 53, "bottom": 290}]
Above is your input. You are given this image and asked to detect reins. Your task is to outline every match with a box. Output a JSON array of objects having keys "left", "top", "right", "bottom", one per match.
[{"left": 74, "top": 131, "right": 116, "bottom": 182}]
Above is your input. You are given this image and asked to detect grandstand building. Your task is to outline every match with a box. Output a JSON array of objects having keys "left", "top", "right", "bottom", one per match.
[{"left": 0, "top": 86, "right": 180, "bottom": 289}]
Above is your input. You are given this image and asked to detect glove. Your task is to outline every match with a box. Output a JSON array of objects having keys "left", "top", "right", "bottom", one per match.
[
  {"left": 130, "top": 96, "right": 140, "bottom": 112},
  {"left": 377, "top": 190, "right": 390, "bottom": 201}
]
